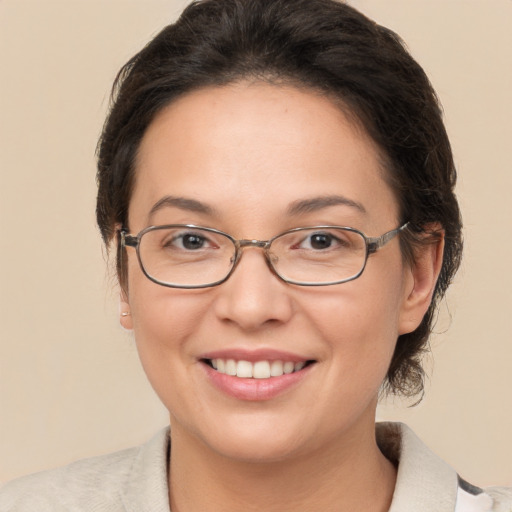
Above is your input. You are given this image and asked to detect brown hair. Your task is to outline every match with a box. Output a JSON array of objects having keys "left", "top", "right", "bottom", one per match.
[{"left": 96, "top": 0, "right": 463, "bottom": 398}]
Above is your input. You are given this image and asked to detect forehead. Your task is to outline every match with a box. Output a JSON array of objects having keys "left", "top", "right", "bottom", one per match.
[{"left": 130, "top": 82, "right": 398, "bottom": 231}]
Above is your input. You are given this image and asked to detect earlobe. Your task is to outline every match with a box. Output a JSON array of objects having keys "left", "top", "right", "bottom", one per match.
[
  {"left": 398, "top": 228, "right": 445, "bottom": 335},
  {"left": 119, "top": 290, "right": 133, "bottom": 331}
]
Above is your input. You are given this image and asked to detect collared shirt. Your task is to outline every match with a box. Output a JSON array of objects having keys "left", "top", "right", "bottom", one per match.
[
  {"left": 375, "top": 423, "right": 511, "bottom": 512},
  {"left": 1, "top": 423, "right": 510, "bottom": 511}
]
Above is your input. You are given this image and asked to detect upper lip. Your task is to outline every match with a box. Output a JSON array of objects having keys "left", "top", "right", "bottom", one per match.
[{"left": 199, "top": 348, "right": 313, "bottom": 363}]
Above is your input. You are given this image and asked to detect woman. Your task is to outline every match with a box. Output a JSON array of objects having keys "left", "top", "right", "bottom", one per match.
[{"left": 1, "top": 0, "right": 510, "bottom": 510}]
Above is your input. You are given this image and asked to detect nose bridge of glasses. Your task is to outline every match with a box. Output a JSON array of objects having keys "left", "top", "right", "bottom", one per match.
[
  {"left": 232, "top": 239, "right": 275, "bottom": 270},
  {"left": 238, "top": 239, "right": 269, "bottom": 249}
]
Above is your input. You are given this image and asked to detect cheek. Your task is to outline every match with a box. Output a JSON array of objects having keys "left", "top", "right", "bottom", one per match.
[
  {"left": 304, "top": 268, "right": 406, "bottom": 373},
  {"left": 130, "top": 285, "right": 208, "bottom": 350},
  {"left": 125, "top": 272, "right": 210, "bottom": 392},
  {"left": 125, "top": 246, "right": 209, "bottom": 338},
  {"left": 307, "top": 280, "right": 402, "bottom": 343},
  {"left": 319, "top": 308, "right": 398, "bottom": 432}
]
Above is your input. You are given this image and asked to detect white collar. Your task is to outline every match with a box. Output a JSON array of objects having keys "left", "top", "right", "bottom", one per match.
[
  {"left": 120, "top": 423, "right": 486, "bottom": 512},
  {"left": 378, "top": 422, "right": 459, "bottom": 511}
]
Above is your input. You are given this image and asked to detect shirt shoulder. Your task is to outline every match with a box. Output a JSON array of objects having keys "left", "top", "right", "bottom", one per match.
[
  {"left": 455, "top": 485, "right": 512, "bottom": 512},
  {"left": 378, "top": 422, "right": 512, "bottom": 512},
  {"left": 0, "top": 427, "right": 171, "bottom": 512},
  {"left": 484, "top": 486, "right": 512, "bottom": 512},
  {"left": 0, "top": 445, "right": 139, "bottom": 512},
  {"left": 455, "top": 465, "right": 512, "bottom": 512}
]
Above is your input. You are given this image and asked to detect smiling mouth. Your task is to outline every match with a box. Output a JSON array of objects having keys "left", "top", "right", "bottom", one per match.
[{"left": 203, "top": 359, "right": 316, "bottom": 379}]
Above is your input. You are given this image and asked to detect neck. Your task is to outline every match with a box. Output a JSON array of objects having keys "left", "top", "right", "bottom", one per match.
[{"left": 168, "top": 418, "right": 396, "bottom": 512}]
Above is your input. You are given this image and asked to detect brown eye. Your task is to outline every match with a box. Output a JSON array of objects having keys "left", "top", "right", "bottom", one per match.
[
  {"left": 162, "top": 231, "right": 211, "bottom": 251},
  {"left": 298, "top": 231, "right": 347, "bottom": 251},
  {"left": 180, "top": 233, "right": 206, "bottom": 250},
  {"left": 309, "top": 233, "right": 333, "bottom": 250}
]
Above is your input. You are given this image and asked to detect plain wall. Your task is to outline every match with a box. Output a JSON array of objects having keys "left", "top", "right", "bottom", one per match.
[{"left": 0, "top": 0, "right": 510, "bottom": 486}]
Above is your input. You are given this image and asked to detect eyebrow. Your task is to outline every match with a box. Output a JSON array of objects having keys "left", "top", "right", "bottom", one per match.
[
  {"left": 147, "top": 194, "right": 365, "bottom": 222},
  {"left": 148, "top": 195, "right": 216, "bottom": 219},
  {"left": 286, "top": 195, "right": 367, "bottom": 216}
]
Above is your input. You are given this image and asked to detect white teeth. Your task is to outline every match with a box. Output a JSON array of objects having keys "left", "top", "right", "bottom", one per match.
[
  {"left": 283, "top": 361, "right": 294, "bottom": 374},
  {"left": 225, "top": 359, "right": 237, "bottom": 376},
  {"left": 209, "top": 358, "right": 309, "bottom": 379},
  {"left": 253, "top": 361, "right": 271, "bottom": 379},
  {"left": 270, "top": 360, "right": 284, "bottom": 377},
  {"left": 236, "top": 360, "right": 253, "bottom": 378},
  {"left": 294, "top": 362, "right": 305, "bottom": 372}
]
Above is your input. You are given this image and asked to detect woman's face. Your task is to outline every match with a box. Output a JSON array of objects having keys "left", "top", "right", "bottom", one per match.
[{"left": 122, "top": 83, "right": 422, "bottom": 462}]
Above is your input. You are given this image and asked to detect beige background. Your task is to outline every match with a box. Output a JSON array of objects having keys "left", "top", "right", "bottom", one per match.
[{"left": 1, "top": 0, "right": 511, "bottom": 486}]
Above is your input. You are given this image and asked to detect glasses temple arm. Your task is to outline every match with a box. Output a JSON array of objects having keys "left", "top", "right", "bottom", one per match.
[
  {"left": 120, "top": 231, "right": 139, "bottom": 248},
  {"left": 366, "top": 222, "right": 409, "bottom": 254}
]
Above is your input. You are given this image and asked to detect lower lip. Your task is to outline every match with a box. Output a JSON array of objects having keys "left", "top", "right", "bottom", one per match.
[{"left": 202, "top": 362, "right": 314, "bottom": 401}]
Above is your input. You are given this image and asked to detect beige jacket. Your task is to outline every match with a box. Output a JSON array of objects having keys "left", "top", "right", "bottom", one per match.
[{"left": 1, "top": 423, "right": 511, "bottom": 511}]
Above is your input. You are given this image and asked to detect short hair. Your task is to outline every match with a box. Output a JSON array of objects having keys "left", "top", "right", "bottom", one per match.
[{"left": 96, "top": 0, "right": 463, "bottom": 398}]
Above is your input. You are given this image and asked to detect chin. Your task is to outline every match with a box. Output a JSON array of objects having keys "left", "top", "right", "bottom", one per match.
[
  {"left": 209, "top": 434, "right": 306, "bottom": 464},
  {"left": 186, "top": 413, "right": 313, "bottom": 464}
]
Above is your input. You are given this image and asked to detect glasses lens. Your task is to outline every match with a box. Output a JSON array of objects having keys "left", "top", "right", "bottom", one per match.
[
  {"left": 270, "top": 227, "right": 367, "bottom": 285},
  {"left": 138, "top": 227, "right": 235, "bottom": 287}
]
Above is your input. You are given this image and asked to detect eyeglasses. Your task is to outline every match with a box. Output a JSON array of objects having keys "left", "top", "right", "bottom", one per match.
[{"left": 120, "top": 223, "right": 408, "bottom": 289}]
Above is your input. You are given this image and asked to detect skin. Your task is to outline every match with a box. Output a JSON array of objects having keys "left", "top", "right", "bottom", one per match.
[{"left": 119, "top": 82, "right": 443, "bottom": 512}]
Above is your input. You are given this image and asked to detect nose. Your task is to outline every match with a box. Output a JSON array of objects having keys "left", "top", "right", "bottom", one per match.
[{"left": 212, "top": 247, "right": 294, "bottom": 331}]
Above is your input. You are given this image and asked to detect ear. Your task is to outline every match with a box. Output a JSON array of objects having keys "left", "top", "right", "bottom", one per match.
[
  {"left": 115, "top": 222, "right": 133, "bottom": 330},
  {"left": 119, "top": 288, "right": 133, "bottom": 331},
  {"left": 398, "top": 226, "right": 445, "bottom": 335}
]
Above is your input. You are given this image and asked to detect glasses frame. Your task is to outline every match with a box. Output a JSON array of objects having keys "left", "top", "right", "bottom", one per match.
[{"left": 120, "top": 222, "right": 409, "bottom": 289}]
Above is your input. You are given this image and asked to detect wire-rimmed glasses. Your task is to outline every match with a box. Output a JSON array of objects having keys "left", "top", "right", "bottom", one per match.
[{"left": 120, "top": 223, "right": 409, "bottom": 289}]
